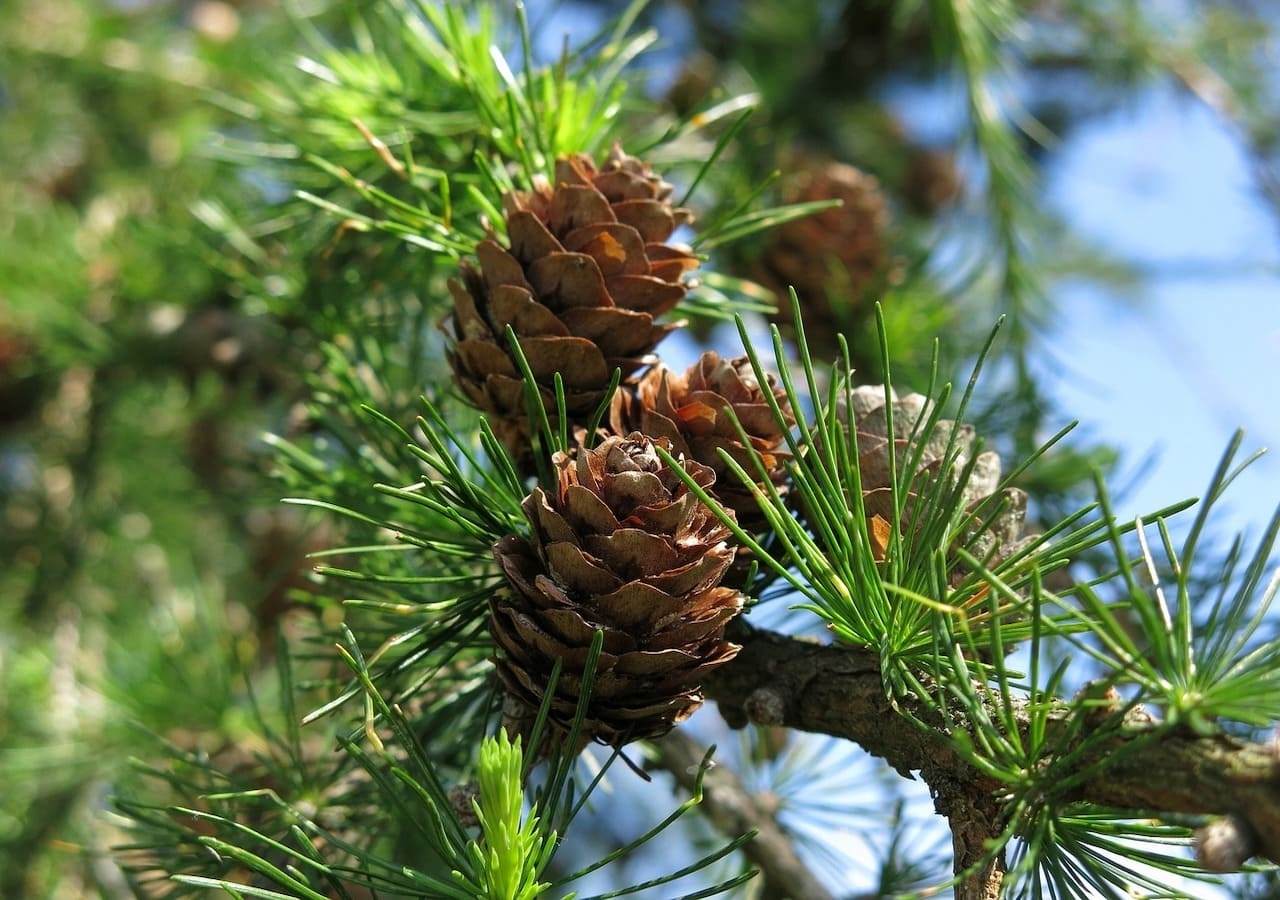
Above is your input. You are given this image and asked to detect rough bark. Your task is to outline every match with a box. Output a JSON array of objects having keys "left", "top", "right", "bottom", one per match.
[
  {"left": 653, "top": 730, "right": 835, "bottom": 900},
  {"left": 938, "top": 788, "right": 1007, "bottom": 900},
  {"left": 704, "top": 622, "right": 1280, "bottom": 868}
]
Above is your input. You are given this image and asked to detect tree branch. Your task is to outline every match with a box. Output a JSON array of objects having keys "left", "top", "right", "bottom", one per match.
[
  {"left": 705, "top": 623, "right": 1280, "bottom": 867},
  {"left": 652, "top": 729, "right": 835, "bottom": 900}
]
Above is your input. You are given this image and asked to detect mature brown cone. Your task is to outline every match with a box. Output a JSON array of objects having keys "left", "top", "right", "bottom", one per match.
[
  {"left": 445, "top": 146, "right": 698, "bottom": 461},
  {"left": 665, "top": 50, "right": 719, "bottom": 117},
  {"left": 902, "top": 147, "right": 962, "bottom": 216},
  {"left": 611, "top": 351, "right": 794, "bottom": 529},
  {"left": 490, "top": 433, "right": 744, "bottom": 746},
  {"left": 837, "top": 385, "right": 1032, "bottom": 571},
  {"left": 760, "top": 160, "right": 891, "bottom": 338}
]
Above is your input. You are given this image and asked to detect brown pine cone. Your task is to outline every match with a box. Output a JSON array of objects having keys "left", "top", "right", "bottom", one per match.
[
  {"left": 490, "top": 433, "right": 744, "bottom": 746},
  {"left": 902, "top": 147, "right": 962, "bottom": 216},
  {"left": 445, "top": 146, "right": 698, "bottom": 464},
  {"left": 611, "top": 351, "right": 794, "bottom": 530},
  {"left": 760, "top": 160, "right": 891, "bottom": 345},
  {"left": 837, "top": 385, "right": 1031, "bottom": 571},
  {"left": 665, "top": 51, "right": 719, "bottom": 117}
]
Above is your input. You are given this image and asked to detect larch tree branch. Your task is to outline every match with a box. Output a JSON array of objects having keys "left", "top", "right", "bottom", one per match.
[{"left": 705, "top": 623, "right": 1280, "bottom": 869}]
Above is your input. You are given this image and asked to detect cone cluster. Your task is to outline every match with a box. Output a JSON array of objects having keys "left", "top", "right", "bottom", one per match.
[
  {"left": 491, "top": 434, "right": 744, "bottom": 744},
  {"left": 445, "top": 146, "right": 698, "bottom": 457},
  {"left": 443, "top": 146, "right": 999, "bottom": 747}
]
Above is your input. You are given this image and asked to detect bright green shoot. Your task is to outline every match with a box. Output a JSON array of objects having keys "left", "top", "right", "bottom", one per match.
[
  {"left": 159, "top": 629, "right": 753, "bottom": 900},
  {"left": 461, "top": 732, "right": 557, "bottom": 900}
]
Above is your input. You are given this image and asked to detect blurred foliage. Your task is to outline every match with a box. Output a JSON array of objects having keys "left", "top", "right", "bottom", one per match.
[
  {"left": 1, "top": 0, "right": 1278, "bottom": 897},
  {"left": 0, "top": 0, "right": 293, "bottom": 892}
]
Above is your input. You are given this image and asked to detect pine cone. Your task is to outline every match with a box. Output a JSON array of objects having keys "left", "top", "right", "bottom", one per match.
[
  {"left": 446, "top": 146, "right": 698, "bottom": 463},
  {"left": 761, "top": 160, "right": 890, "bottom": 341},
  {"left": 612, "top": 351, "right": 794, "bottom": 529},
  {"left": 490, "top": 433, "right": 744, "bottom": 746},
  {"left": 903, "top": 148, "right": 962, "bottom": 216},
  {"left": 837, "top": 385, "right": 1030, "bottom": 570},
  {"left": 665, "top": 51, "right": 718, "bottom": 117}
]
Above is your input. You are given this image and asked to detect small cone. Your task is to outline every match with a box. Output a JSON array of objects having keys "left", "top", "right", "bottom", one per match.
[
  {"left": 665, "top": 51, "right": 719, "bottom": 117},
  {"left": 612, "top": 351, "right": 794, "bottom": 530},
  {"left": 834, "top": 385, "right": 1032, "bottom": 575},
  {"left": 760, "top": 160, "right": 891, "bottom": 348},
  {"left": 444, "top": 146, "right": 698, "bottom": 467},
  {"left": 490, "top": 433, "right": 744, "bottom": 746},
  {"left": 903, "top": 148, "right": 962, "bottom": 216}
]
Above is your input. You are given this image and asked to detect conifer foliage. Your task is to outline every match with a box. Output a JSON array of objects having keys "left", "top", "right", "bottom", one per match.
[
  {"left": 7, "top": 1, "right": 1280, "bottom": 899},
  {"left": 130, "top": 0, "right": 1280, "bottom": 888}
]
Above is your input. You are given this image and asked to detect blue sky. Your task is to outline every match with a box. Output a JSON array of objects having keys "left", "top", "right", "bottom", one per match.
[{"left": 1042, "top": 86, "right": 1280, "bottom": 534}]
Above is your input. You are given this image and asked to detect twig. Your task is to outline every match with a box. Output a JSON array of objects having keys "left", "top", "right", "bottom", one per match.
[
  {"left": 936, "top": 788, "right": 1006, "bottom": 900},
  {"left": 651, "top": 729, "right": 835, "bottom": 900}
]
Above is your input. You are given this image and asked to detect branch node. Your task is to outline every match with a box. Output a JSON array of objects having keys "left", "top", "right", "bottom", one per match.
[
  {"left": 1195, "top": 814, "right": 1258, "bottom": 873},
  {"left": 744, "top": 686, "right": 787, "bottom": 726},
  {"left": 1073, "top": 680, "right": 1122, "bottom": 731}
]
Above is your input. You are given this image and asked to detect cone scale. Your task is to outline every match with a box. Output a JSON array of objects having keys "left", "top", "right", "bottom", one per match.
[
  {"left": 613, "top": 350, "right": 795, "bottom": 531},
  {"left": 838, "top": 385, "right": 1032, "bottom": 572}
]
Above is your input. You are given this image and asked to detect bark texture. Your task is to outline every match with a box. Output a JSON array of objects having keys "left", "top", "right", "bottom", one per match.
[
  {"left": 704, "top": 622, "right": 1280, "bottom": 868},
  {"left": 938, "top": 788, "right": 1006, "bottom": 900}
]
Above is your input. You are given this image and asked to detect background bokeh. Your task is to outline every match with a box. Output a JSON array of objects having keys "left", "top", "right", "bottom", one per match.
[{"left": 2, "top": 0, "right": 1278, "bottom": 896}]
